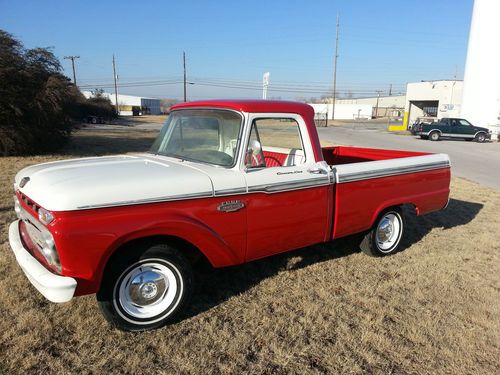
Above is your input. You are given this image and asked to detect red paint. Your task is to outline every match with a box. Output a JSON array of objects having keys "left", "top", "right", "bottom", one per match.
[
  {"left": 245, "top": 186, "right": 329, "bottom": 261},
  {"left": 15, "top": 100, "right": 451, "bottom": 299},
  {"left": 322, "top": 146, "right": 429, "bottom": 165},
  {"left": 332, "top": 168, "right": 450, "bottom": 239}
]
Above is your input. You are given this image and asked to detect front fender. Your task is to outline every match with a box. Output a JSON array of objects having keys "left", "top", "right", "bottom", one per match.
[{"left": 107, "top": 214, "right": 242, "bottom": 268}]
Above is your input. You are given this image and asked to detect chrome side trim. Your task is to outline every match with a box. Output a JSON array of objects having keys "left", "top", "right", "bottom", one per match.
[
  {"left": 77, "top": 191, "right": 213, "bottom": 209},
  {"left": 337, "top": 161, "right": 450, "bottom": 183},
  {"left": 214, "top": 187, "right": 247, "bottom": 196},
  {"left": 248, "top": 177, "right": 330, "bottom": 193}
]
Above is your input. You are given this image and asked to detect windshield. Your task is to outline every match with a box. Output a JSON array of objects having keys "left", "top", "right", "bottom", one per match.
[{"left": 150, "top": 109, "right": 243, "bottom": 167}]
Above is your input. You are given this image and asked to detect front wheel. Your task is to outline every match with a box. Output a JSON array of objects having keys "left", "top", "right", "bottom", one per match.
[
  {"left": 360, "top": 208, "right": 404, "bottom": 256},
  {"left": 97, "top": 244, "right": 193, "bottom": 331},
  {"left": 475, "top": 133, "right": 486, "bottom": 143}
]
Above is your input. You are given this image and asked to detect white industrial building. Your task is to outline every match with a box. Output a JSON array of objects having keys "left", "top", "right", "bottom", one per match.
[
  {"left": 308, "top": 103, "right": 373, "bottom": 120},
  {"left": 403, "top": 80, "right": 463, "bottom": 127},
  {"left": 337, "top": 95, "right": 405, "bottom": 118},
  {"left": 82, "top": 91, "right": 161, "bottom": 116}
]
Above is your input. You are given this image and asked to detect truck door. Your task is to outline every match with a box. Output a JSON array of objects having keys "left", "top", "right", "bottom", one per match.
[
  {"left": 456, "top": 119, "right": 476, "bottom": 139},
  {"left": 242, "top": 114, "right": 332, "bottom": 261}
]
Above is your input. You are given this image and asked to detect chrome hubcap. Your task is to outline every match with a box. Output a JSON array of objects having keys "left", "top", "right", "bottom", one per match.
[
  {"left": 116, "top": 261, "right": 180, "bottom": 321},
  {"left": 376, "top": 213, "right": 401, "bottom": 252},
  {"left": 129, "top": 270, "right": 168, "bottom": 306}
]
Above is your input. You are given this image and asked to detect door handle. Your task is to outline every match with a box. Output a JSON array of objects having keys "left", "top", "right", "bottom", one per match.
[{"left": 307, "top": 168, "right": 326, "bottom": 175}]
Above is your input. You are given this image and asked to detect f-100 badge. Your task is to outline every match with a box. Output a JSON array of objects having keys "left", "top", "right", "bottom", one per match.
[{"left": 217, "top": 200, "right": 245, "bottom": 212}]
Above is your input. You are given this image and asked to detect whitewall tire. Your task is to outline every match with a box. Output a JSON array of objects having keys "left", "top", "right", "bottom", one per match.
[
  {"left": 360, "top": 208, "right": 404, "bottom": 256},
  {"left": 97, "top": 244, "right": 193, "bottom": 331}
]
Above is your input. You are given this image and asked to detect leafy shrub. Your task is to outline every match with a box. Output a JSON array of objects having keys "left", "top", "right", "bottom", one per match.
[{"left": 0, "top": 30, "right": 114, "bottom": 156}]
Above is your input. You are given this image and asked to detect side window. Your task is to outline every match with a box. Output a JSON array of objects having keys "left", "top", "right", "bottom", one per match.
[{"left": 248, "top": 118, "right": 305, "bottom": 168}]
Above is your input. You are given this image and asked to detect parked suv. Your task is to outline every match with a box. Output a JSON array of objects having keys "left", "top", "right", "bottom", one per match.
[{"left": 415, "top": 118, "right": 491, "bottom": 142}]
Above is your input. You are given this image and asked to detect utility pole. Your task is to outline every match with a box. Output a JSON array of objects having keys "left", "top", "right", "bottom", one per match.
[
  {"left": 183, "top": 51, "right": 187, "bottom": 102},
  {"left": 389, "top": 84, "right": 392, "bottom": 96},
  {"left": 374, "top": 90, "right": 383, "bottom": 118},
  {"left": 331, "top": 14, "right": 340, "bottom": 124},
  {"left": 64, "top": 55, "right": 80, "bottom": 85},
  {"left": 112, "top": 54, "right": 119, "bottom": 115}
]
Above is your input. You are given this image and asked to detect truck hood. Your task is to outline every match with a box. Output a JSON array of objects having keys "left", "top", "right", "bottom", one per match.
[{"left": 14, "top": 154, "right": 214, "bottom": 211}]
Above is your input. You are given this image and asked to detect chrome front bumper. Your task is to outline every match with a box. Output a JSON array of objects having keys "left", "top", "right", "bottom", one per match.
[{"left": 8, "top": 220, "right": 76, "bottom": 303}]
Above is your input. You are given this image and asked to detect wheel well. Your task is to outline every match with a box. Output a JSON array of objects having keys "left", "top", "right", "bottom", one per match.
[{"left": 102, "top": 235, "right": 212, "bottom": 278}]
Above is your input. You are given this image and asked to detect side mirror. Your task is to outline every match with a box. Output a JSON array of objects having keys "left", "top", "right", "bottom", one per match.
[
  {"left": 248, "top": 139, "right": 262, "bottom": 155},
  {"left": 246, "top": 140, "right": 264, "bottom": 168}
]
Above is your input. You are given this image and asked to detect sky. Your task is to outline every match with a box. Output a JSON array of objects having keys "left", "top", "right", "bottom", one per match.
[{"left": 0, "top": 0, "right": 474, "bottom": 100}]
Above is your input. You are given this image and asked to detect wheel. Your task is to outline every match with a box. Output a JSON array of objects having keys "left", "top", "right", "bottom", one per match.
[
  {"left": 475, "top": 133, "right": 486, "bottom": 143},
  {"left": 97, "top": 243, "right": 193, "bottom": 331},
  {"left": 420, "top": 135, "right": 428, "bottom": 140},
  {"left": 360, "top": 208, "right": 404, "bottom": 256},
  {"left": 429, "top": 131, "right": 440, "bottom": 141}
]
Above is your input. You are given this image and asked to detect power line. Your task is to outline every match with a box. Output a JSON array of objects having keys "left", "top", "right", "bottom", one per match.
[{"left": 64, "top": 55, "right": 80, "bottom": 85}]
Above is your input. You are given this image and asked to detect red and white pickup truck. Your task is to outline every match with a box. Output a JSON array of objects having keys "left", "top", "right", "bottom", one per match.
[{"left": 9, "top": 100, "right": 450, "bottom": 331}]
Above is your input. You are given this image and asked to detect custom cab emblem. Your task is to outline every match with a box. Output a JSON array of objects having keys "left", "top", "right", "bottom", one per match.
[
  {"left": 19, "top": 177, "right": 30, "bottom": 188},
  {"left": 217, "top": 200, "right": 245, "bottom": 213}
]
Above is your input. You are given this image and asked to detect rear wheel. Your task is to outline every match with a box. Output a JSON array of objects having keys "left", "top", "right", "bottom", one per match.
[
  {"left": 97, "top": 243, "right": 193, "bottom": 331},
  {"left": 360, "top": 208, "right": 404, "bottom": 256},
  {"left": 429, "top": 131, "right": 440, "bottom": 141},
  {"left": 475, "top": 132, "right": 486, "bottom": 143}
]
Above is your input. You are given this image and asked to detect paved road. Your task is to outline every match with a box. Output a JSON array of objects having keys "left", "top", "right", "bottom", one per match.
[{"left": 317, "top": 125, "right": 500, "bottom": 189}]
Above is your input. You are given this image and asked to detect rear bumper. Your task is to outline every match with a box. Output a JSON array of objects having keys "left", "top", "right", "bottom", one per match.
[{"left": 8, "top": 220, "right": 76, "bottom": 303}]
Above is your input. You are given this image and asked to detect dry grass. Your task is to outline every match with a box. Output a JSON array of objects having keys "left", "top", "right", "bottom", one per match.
[{"left": 0, "top": 127, "right": 499, "bottom": 374}]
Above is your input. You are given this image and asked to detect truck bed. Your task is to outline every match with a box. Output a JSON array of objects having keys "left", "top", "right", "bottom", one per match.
[
  {"left": 321, "top": 146, "right": 451, "bottom": 240},
  {"left": 321, "top": 146, "right": 429, "bottom": 165}
]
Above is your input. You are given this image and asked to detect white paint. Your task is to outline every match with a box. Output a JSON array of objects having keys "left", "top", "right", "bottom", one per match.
[
  {"left": 8, "top": 221, "right": 77, "bottom": 303},
  {"left": 461, "top": 0, "right": 500, "bottom": 132},
  {"left": 15, "top": 155, "right": 213, "bottom": 211},
  {"left": 309, "top": 103, "right": 372, "bottom": 120},
  {"left": 335, "top": 153, "right": 451, "bottom": 183}
]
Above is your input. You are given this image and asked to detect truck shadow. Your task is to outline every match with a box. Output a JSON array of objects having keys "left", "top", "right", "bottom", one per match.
[{"left": 179, "top": 198, "right": 483, "bottom": 322}]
